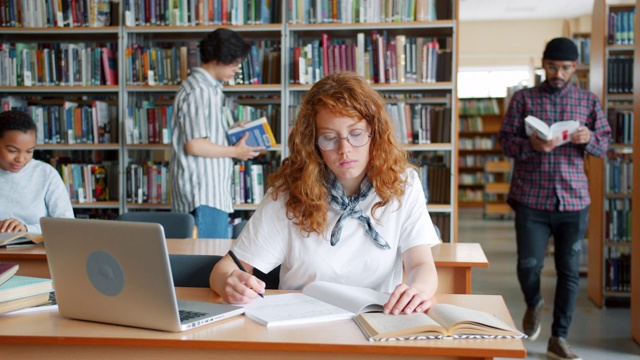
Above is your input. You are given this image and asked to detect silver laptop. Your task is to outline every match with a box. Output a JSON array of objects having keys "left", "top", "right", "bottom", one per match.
[{"left": 41, "top": 217, "right": 244, "bottom": 332}]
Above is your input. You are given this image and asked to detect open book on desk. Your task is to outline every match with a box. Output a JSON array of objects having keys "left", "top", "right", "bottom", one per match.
[
  {"left": 0, "top": 232, "right": 43, "bottom": 247},
  {"left": 355, "top": 303, "right": 526, "bottom": 341},
  {"left": 524, "top": 115, "right": 579, "bottom": 146},
  {"left": 243, "top": 281, "right": 389, "bottom": 327}
]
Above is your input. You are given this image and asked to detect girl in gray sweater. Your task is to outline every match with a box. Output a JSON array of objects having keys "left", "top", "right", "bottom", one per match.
[{"left": 0, "top": 110, "right": 74, "bottom": 234}]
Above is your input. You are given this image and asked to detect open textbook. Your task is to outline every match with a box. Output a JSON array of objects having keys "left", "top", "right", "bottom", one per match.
[
  {"left": 243, "top": 281, "right": 389, "bottom": 327},
  {"left": 355, "top": 303, "right": 526, "bottom": 341},
  {"left": 524, "top": 115, "right": 579, "bottom": 146},
  {"left": 0, "top": 232, "right": 43, "bottom": 247}
]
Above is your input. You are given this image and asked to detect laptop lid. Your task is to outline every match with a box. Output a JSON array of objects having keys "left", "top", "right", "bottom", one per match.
[{"left": 41, "top": 217, "right": 244, "bottom": 332}]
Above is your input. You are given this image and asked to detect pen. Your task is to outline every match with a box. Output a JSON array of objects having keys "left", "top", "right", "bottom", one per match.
[{"left": 228, "top": 250, "right": 264, "bottom": 298}]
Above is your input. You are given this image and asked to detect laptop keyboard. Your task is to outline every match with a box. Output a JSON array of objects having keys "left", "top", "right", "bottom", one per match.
[{"left": 179, "top": 310, "right": 208, "bottom": 322}]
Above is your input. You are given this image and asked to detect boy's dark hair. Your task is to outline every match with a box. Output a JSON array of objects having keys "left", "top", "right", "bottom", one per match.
[
  {"left": 0, "top": 110, "right": 37, "bottom": 139},
  {"left": 199, "top": 28, "right": 251, "bottom": 65}
]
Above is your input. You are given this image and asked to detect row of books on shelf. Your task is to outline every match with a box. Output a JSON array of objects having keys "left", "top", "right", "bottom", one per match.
[
  {"left": 0, "top": 43, "right": 117, "bottom": 87},
  {"left": 605, "top": 155, "right": 632, "bottom": 195},
  {"left": 416, "top": 162, "right": 450, "bottom": 205},
  {"left": 572, "top": 36, "right": 590, "bottom": 65},
  {"left": 458, "top": 116, "right": 485, "bottom": 132},
  {"left": 125, "top": 104, "right": 173, "bottom": 145},
  {"left": 386, "top": 103, "right": 451, "bottom": 144},
  {"left": 605, "top": 198, "right": 631, "bottom": 243},
  {"left": 232, "top": 161, "right": 265, "bottom": 205},
  {"left": 607, "top": 108, "right": 634, "bottom": 144},
  {"left": 126, "top": 162, "right": 171, "bottom": 204},
  {"left": 0, "top": 0, "right": 114, "bottom": 28},
  {"left": 125, "top": 40, "right": 281, "bottom": 86},
  {"left": 605, "top": 248, "right": 630, "bottom": 293},
  {"left": 458, "top": 155, "right": 503, "bottom": 168},
  {"left": 291, "top": 34, "right": 451, "bottom": 85},
  {"left": 59, "top": 162, "right": 116, "bottom": 203},
  {"left": 287, "top": 0, "right": 452, "bottom": 24},
  {"left": 607, "top": 9, "right": 636, "bottom": 46},
  {"left": 459, "top": 136, "right": 496, "bottom": 150},
  {"left": 458, "top": 189, "right": 482, "bottom": 202},
  {"left": 458, "top": 173, "right": 483, "bottom": 186},
  {"left": 459, "top": 172, "right": 507, "bottom": 186},
  {"left": 458, "top": 98, "right": 501, "bottom": 116},
  {"left": 124, "top": 0, "right": 282, "bottom": 27},
  {"left": 2, "top": 98, "right": 117, "bottom": 145},
  {"left": 0, "top": 264, "right": 54, "bottom": 316},
  {"left": 607, "top": 55, "right": 633, "bottom": 94},
  {"left": 429, "top": 213, "right": 449, "bottom": 243}
]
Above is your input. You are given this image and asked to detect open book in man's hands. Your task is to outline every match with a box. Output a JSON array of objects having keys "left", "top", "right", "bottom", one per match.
[
  {"left": 243, "top": 281, "right": 389, "bottom": 327},
  {"left": 524, "top": 115, "right": 579, "bottom": 146},
  {"left": 0, "top": 232, "right": 43, "bottom": 247},
  {"left": 354, "top": 303, "right": 526, "bottom": 341}
]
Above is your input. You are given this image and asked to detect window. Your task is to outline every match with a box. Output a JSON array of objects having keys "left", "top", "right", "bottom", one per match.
[{"left": 457, "top": 68, "right": 531, "bottom": 98}]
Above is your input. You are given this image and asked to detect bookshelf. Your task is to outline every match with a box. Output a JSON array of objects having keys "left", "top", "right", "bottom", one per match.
[
  {"left": 284, "top": 2, "right": 458, "bottom": 242},
  {"left": 1, "top": 0, "right": 460, "bottom": 243},
  {"left": 457, "top": 97, "right": 505, "bottom": 208},
  {"left": 0, "top": 21, "right": 122, "bottom": 218},
  {"left": 122, "top": 23, "right": 284, "bottom": 213},
  {"left": 633, "top": 0, "right": 640, "bottom": 345},
  {"left": 572, "top": 32, "right": 591, "bottom": 90},
  {"left": 587, "top": 0, "right": 634, "bottom": 308}
]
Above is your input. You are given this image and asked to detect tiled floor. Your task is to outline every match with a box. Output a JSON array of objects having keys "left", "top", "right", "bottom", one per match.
[{"left": 457, "top": 208, "right": 640, "bottom": 360}]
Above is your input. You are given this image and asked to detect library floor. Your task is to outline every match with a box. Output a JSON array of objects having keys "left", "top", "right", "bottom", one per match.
[{"left": 458, "top": 208, "right": 640, "bottom": 360}]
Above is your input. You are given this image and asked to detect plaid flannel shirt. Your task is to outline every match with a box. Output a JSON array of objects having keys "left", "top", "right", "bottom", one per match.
[{"left": 498, "top": 81, "right": 611, "bottom": 211}]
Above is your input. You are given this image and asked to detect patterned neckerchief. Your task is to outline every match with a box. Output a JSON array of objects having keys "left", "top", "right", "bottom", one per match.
[{"left": 327, "top": 173, "right": 390, "bottom": 249}]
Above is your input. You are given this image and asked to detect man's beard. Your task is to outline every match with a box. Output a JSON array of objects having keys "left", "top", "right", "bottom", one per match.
[{"left": 547, "top": 78, "right": 568, "bottom": 92}]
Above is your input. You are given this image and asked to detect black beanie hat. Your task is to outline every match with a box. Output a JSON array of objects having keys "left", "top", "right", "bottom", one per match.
[{"left": 543, "top": 37, "right": 579, "bottom": 61}]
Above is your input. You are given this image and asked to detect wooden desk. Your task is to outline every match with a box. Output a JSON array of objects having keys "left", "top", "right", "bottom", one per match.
[
  {"left": 0, "top": 290, "right": 525, "bottom": 360},
  {"left": 0, "top": 241, "right": 488, "bottom": 294}
]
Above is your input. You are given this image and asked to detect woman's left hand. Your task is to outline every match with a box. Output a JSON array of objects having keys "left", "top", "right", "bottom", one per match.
[{"left": 383, "top": 283, "right": 433, "bottom": 315}]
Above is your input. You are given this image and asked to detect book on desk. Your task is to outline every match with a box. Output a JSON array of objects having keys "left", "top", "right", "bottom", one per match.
[
  {"left": 0, "top": 275, "right": 53, "bottom": 315},
  {"left": 244, "top": 281, "right": 525, "bottom": 341}
]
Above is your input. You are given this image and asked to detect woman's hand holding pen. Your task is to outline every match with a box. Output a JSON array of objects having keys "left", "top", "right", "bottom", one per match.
[
  {"left": 218, "top": 251, "right": 266, "bottom": 304},
  {"left": 224, "top": 269, "right": 266, "bottom": 304}
]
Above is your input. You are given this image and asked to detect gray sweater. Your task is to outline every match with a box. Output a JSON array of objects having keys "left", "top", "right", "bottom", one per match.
[{"left": 0, "top": 160, "right": 74, "bottom": 233}]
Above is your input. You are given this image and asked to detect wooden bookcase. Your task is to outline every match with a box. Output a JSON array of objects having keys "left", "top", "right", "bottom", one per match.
[
  {"left": 0, "top": 0, "right": 460, "bottom": 242},
  {"left": 587, "top": 0, "right": 634, "bottom": 308},
  {"left": 457, "top": 97, "right": 505, "bottom": 208},
  {"left": 632, "top": 0, "right": 640, "bottom": 345}
]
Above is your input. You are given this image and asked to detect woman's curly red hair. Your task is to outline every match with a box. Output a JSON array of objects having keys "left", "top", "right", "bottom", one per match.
[{"left": 269, "top": 72, "right": 412, "bottom": 236}]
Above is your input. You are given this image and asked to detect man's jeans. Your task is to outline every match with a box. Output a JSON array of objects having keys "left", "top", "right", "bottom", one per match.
[
  {"left": 191, "top": 205, "right": 231, "bottom": 239},
  {"left": 513, "top": 202, "right": 589, "bottom": 338}
]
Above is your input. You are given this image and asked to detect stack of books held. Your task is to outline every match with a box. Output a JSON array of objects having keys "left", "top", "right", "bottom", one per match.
[{"left": 0, "top": 263, "right": 54, "bottom": 315}]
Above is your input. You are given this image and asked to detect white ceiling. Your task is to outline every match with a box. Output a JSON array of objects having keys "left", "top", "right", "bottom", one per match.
[{"left": 459, "top": 0, "right": 627, "bottom": 22}]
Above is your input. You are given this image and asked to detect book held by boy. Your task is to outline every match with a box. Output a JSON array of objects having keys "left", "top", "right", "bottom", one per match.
[
  {"left": 227, "top": 117, "right": 276, "bottom": 149},
  {"left": 243, "top": 281, "right": 389, "bottom": 327},
  {"left": 354, "top": 303, "right": 526, "bottom": 341},
  {"left": 0, "top": 232, "right": 44, "bottom": 247},
  {"left": 524, "top": 115, "right": 579, "bottom": 146}
]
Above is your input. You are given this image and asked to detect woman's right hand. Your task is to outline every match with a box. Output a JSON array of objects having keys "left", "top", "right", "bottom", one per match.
[{"left": 0, "top": 218, "right": 27, "bottom": 233}]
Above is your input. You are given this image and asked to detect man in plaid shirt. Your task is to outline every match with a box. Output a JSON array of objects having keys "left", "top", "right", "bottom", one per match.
[{"left": 498, "top": 37, "right": 611, "bottom": 360}]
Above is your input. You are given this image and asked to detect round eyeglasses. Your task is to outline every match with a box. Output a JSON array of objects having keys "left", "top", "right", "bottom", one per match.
[{"left": 316, "top": 129, "right": 371, "bottom": 151}]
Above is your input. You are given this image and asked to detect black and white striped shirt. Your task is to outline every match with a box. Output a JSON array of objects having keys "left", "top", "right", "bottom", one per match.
[{"left": 170, "top": 68, "right": 233, "bottom": 213}]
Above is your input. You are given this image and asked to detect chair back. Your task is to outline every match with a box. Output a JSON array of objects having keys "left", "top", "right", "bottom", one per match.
[
  {"left": 117, "top": 212, "right": 195, "bottom": 238},
  {"left": 169, "top": 254, "right": 221, "bottom": 287}
]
